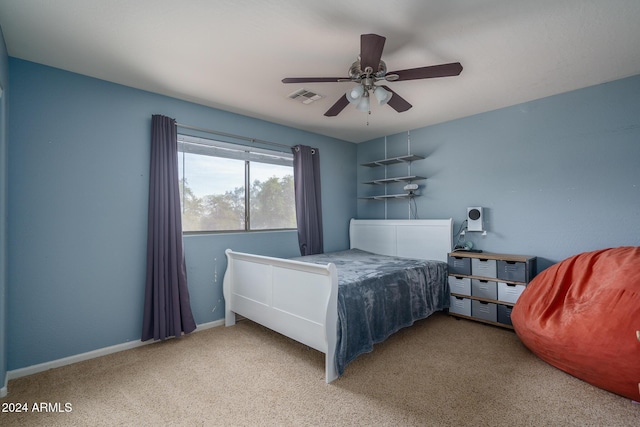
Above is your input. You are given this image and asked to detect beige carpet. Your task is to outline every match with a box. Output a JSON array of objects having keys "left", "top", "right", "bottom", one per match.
[{"left": 1, "top": 312, "right": 637, "bottom": 426}]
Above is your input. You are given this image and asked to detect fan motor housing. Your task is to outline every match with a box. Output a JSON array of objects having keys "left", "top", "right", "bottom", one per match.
[{"left": 349, "top": 59, "right": 387, "bottom": 81}]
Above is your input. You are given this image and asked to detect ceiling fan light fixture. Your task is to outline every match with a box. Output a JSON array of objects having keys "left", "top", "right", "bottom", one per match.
[
  {"left": 373, "top": 86, "right": 392, "bottom": 105},
  {"left": 346, "top": 85, "right": 364, "bottom": 104},
  {"left": 356, "top": 91, "right": 370, "bottom": 112}
]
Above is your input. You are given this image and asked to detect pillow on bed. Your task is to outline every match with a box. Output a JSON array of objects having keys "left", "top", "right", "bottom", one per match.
[{"left": 511, "top": 246, "right": 640, "bottom": 401}]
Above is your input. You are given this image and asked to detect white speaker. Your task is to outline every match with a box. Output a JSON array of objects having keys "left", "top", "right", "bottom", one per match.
[{"left": 467, "top": 207, "right": 484, "bottom": 232}]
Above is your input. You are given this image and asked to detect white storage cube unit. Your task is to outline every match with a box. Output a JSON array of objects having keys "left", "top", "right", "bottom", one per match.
[
  {"left": 447, "top": 252, "right": 537, "bottom": 329},
  {"left": 471, "top": 258, "right": 497, "bottom": 279},
  {"left": 498, "top": 282, "right": 526, "bottom": 304},
  {"left": 449, "top": 296, "right": 471, "bottom": 316},
  {"left": 449, "top": 276, "right": 471, "bottom": 296}
]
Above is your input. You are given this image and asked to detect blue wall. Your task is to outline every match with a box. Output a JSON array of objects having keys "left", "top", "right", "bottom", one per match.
[
  {"left": 7, "top": 59, "right": 357, "bottom": 370},
  {"left": 0, "top": 26, "right": 8, "bottom": 394},
  {"left": 358, "top": 75, "right": 640, "bottom": 270},
  {"left": 6, "top": 55, "right": 640, "bottom": 375}
]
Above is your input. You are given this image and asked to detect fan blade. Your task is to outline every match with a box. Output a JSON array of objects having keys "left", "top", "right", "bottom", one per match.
[
  {"left": 389, "top": 62, "right": 463, "bottom": 81},
  {"left": 360, "top": 34, "right": 386, "bottom": 71},
  {"left": 380, "top": 86, "right": 412, "bottom": 112},
  {"left": 324, "top": 95, "right": 350, "bottom": 117},
  {"left": 282, "top": 77, "right": 349, "bottom": 83}
]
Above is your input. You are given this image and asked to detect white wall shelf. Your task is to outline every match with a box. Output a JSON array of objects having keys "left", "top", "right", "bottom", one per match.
[
  {"left": 358, "top": 193, "right": 414, "bottom": 200},
  {"left": 361, "top": 154, "right": 424, "bottom": 167},
  {"left": 362, "top": 175, "right": 426, "bottom": 185}
]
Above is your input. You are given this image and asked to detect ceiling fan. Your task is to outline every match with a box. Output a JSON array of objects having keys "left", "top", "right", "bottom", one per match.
[{"left": 282, "top": 34, "right": 463, "bottom": 117}]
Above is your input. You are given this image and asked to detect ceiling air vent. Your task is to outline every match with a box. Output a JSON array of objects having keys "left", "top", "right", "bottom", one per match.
[{"left": 287, "top": 88, "right": 323, "bottom": 104}]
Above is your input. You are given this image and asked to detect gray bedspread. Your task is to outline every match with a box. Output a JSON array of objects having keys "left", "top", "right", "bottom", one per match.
[{"left": 293, "top": 248, "right": 449, "bottom": 376}]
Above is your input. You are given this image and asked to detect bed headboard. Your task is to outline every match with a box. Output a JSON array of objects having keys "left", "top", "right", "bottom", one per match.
[{"left": 349, "top": 218, "right": 453, "bottom": 263}]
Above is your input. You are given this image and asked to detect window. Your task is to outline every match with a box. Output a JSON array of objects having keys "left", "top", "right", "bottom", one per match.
[{"left": 177, "top": 134, "right": 296, "bottom": 232}]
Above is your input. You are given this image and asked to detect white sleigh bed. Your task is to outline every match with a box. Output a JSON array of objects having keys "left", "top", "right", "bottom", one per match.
[{"left": 223, "top": 218, "right": 453, "bottom": 383}]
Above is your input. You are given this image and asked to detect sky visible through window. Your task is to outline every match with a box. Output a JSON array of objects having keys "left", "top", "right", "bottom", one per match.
[{"left": 178, "top": 151, "right": 292, "bottom": 198}]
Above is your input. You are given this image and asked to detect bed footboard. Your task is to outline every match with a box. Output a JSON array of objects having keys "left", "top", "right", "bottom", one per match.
[{"left": 223, "top": 249, "right": 339, "bottom": 383}]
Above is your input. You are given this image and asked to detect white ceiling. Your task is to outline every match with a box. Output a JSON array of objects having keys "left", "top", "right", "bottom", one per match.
[{"left": 1, "top": 0, "right": 640, "bottom": 143}]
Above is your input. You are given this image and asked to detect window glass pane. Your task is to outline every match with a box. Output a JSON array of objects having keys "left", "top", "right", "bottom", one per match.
[
  {"left": 179, "top": 152, "right": 245, "bottom": 231},
  {"left": 249, "top": 162, "right": 296, "bottom": 230},
  {"left": 178, "top": 134, "right": 296, "bottom": 233}
]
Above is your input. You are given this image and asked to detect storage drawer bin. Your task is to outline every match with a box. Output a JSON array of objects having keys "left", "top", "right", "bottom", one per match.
[
  {"left": 497, "top": 304, "right": 513, "bottom": 326},
  {"left": 498, "top": 282, "right": 526, "bottom": 304},
  {"left": 449, "top": 276, "right": 471, "bottom": 296},
  {"left": 448, "top": 256, "right": 471, "bottom": 276},
  {"left": 497, "top": 259, "right": 536, "bottom": 283},
  {"left": 449, "top": 296, "right": 471, "bottom": 316},
  {"left": 471, "top": 258, "right": 497, "bottom": 279},
  {"left": 471, "top": 300, "right": 497, "bottom": 322},
  {"left": 471, "top": 279, "right": 497, "bottom": 300}
]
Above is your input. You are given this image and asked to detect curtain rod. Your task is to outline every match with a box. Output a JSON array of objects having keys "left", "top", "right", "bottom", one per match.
[{"left": 175, "top": 122, "right": 291, "bottom": 151}]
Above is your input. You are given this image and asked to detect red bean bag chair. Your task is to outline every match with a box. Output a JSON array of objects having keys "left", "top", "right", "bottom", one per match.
[{"left": 512, "top": 246, "right": 640, "bottom": 401}]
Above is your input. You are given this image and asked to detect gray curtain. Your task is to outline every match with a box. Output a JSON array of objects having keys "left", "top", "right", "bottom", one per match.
[
  {"left": 291, "top": 145, "right": 324, "bottom": 255},
  {"left": 142, "top": 115, "right": 196, "bottom": 341}
]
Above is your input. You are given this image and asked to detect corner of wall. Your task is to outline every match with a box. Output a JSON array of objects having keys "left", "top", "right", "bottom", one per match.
[{"left": 0, "top": 22, "right": 9, "bottom": 397}]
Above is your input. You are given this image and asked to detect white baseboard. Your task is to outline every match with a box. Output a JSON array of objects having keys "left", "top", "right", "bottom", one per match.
[
  {"left": 6, "top": 319, "right": 224, "bottom": 383},
  {"left": 194, "top": 319, "right": 224, "bottom": 332}
]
